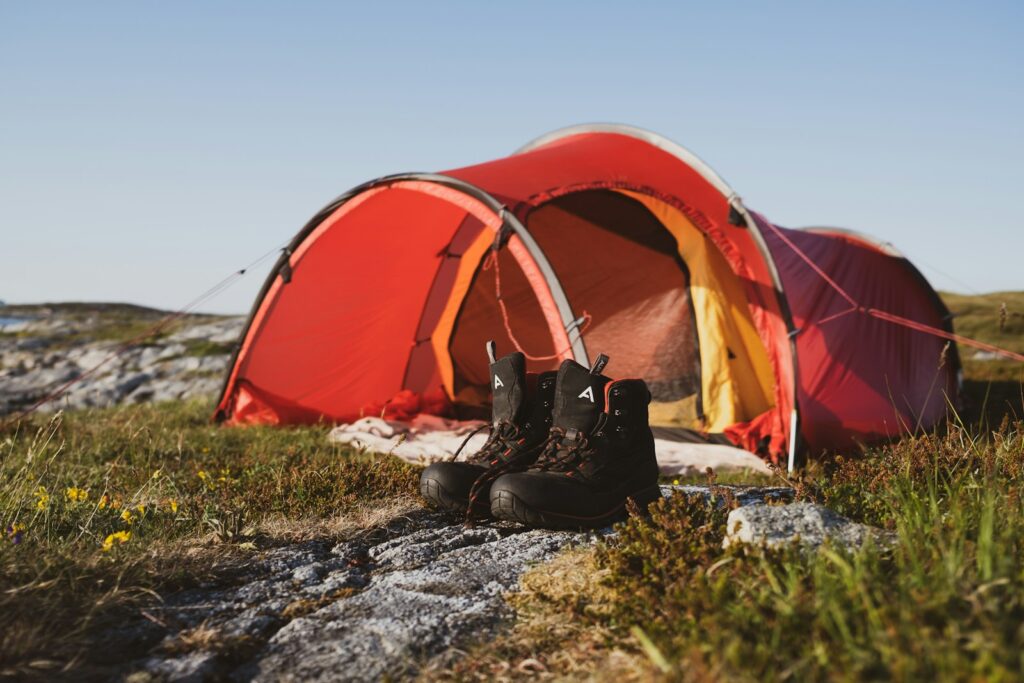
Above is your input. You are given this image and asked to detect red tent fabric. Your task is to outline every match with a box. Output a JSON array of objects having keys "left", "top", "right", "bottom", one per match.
[{"left": 214, "top": 124, "right": 959, "bottom": 464}]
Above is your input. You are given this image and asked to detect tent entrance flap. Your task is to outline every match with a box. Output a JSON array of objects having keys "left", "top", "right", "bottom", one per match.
[
  {"left": 525, "top": 190, "right": 704, "bottom": 429},
  {"left": 438, "top": 235, "right": 570, "bottom": 412},
  {"left": 616, "top": 190, "right": 777, "bottom": 432}
]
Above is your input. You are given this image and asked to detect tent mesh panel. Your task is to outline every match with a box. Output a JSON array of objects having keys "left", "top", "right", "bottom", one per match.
[{"left": 449, "top": 190, "right": 702, "bottom": 423}]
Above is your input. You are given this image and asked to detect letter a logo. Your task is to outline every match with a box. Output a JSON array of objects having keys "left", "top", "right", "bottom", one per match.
[
  {"left": 494, "top": 375, "right": 504, "bottom": 389},
  {"left": 578, "top": 385, "right": 595, "bottom": 402}
]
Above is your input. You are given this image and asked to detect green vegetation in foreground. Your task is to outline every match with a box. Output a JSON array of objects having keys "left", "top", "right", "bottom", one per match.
[
  {"left": 2, "top": 291, "right": 1023, "bottom": 680},
  {"left": 433, "top": 294, "right": 1024, "bottom": 681},
  {"left": 0, "top": 401, "right": 419, "bottom": 676},
  {"left": 437, "top": 424, "right": 1024, "bottom": 682}
]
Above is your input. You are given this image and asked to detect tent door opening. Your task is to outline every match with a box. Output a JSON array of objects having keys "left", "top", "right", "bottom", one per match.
[{"left": 443, "top": 189, "right": 704, "bottom": 428}]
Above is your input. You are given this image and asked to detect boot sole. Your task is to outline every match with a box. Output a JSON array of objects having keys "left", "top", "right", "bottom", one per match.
[
  {"left": 420, "top": 475, "right": 492, "bottom": 517},
  {"left": 490, "top": 484, "right": 662, "bottom": 530}
]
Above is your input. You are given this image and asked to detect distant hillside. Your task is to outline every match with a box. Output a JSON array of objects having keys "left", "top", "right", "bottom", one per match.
[{"left": 941, "top": 291, "right": 1024, "bottom": 382}]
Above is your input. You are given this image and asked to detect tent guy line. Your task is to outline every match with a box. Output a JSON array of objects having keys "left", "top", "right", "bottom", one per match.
[
  {"left": 0, "top": 241, "right": 289, "bottom": 428},
  {"left": 762, "top": 220, "right": 1024, "bottom": 363},
  {"left": 484, "top": 249, "right": 593, "bottom": 362}
]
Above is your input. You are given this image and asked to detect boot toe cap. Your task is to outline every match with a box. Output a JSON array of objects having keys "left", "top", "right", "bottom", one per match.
[
  {"left": 420, "top": 462, "right": 486, "bottom": 511},
  {"left": 490, "top": 472, "right": 600, "bottom": 519}
]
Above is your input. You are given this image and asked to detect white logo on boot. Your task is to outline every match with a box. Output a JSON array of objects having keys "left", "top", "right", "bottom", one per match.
[
  {"left": 577, "top": 385, "right": 595, "bottom": 402},
  {"left": 494, "top": 375, "right": 504, "bottom": 389}
]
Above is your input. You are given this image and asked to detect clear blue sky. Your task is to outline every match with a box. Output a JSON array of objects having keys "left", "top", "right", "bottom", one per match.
[{"left": 1, "top": 1, "right": 1021, "bottom": 314}]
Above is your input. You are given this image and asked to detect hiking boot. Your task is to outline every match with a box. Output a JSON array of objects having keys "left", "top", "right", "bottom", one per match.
[
  {"left": 419, "top": 342, "right": 556, "bottom": 518},
  {"left": 489, "top": 356, "right": 661, "bottom": 529}
]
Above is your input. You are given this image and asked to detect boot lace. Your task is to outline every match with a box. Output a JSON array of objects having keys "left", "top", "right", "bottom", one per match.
[
  {"left": 461, "top": 420, "right": 539, "bottom": 525},
  {"left": 530, "top": 419, "right": 605, "bottom": 476}
]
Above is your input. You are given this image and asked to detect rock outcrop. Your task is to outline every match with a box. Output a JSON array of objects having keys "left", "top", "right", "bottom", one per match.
[
  {"left": 0, "top": 304, "right": 242, "bottom": 415},
  {"left": 724, "top": 502, "right": 896, "bottom": 550},
  {"left": 110, "top": 485, "right": 794, "bottom": 682}
]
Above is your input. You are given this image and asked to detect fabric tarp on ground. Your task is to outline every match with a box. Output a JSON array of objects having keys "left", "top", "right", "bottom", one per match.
[{"left": 328, "top": 417, "right": 770, "bottom": 477}]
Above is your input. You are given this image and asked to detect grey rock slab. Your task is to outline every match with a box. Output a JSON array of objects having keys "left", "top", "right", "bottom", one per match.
[
  {"left": 247, "top": 524, "right": 586, "bottom": 682},
  {"left": 116, "top": 372, "right": 153, "bottom": 396},
  {"left": 137, "top": 651, "right": 219, "bottom": 683},
  {"left": 724, "top": 502, "right": 896, "bottom": 550},
  {"left": 104, "top": 487, "right": 800, "bottom": 680},
  {"left": 0, "top": 310, "right": 246, "bottom": 416}
]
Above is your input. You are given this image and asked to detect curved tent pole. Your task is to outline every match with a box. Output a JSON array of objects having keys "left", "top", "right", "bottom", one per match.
[{"left": 214, "top": 172, "right": 588, "bottom": 421}]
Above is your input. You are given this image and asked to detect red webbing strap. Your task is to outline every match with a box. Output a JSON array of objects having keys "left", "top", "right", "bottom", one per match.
[{"left": 760, "top": 221, "right": 1024, "bottom": 364}]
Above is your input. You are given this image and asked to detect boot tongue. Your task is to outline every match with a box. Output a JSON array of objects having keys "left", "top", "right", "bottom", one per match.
[
  {"left": 553, "top": 359, "right": 610, "bottom": 433},
  {"left": 490, "top": 352, "right": 527, "bottom": 424}
]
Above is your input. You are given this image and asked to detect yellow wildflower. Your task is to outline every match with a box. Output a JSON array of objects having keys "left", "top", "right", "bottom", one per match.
[
  {"left": 35, "top": 487, "right": 49, "bottom": 510},
  {"left": 197, "top": 470, "right": 216, "bottom": 489},
  {"left": 168, "top": 499, "right": 179, "bottom": 514},
  {"left": 98, "top": 494, "right": 110, "bottom": 509},
  {"left": 101, "top": 530, "right": 131, "bottom": 552},
  {"left": 120, "top": 509, "right": 135, "bottom": 525},
  {"left": 65, "top": 487, "right": 89, "bottom": 503},
  {"left": 672, "top": 479, "right": 680, "bottom": 486},
  {"left": 135, "top": 504, "right": 146, "bottom": 517},
  {"left": 151, "top": 469, "right": 162, "bottom": 480},
  {"left": 110, "top": 498, "right": 122, "bottom": 510}
]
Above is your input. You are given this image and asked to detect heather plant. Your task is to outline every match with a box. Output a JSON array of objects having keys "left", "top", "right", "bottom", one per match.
[{"left": 587, "top": 423, "right": 1024, "bottom": 681}]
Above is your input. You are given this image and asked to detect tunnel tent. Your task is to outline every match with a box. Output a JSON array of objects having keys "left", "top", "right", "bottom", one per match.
[{"left": 215, "top": 124, "right": 959, "bottom": 465}]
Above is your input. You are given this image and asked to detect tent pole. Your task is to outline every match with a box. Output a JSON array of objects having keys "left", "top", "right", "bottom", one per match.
[{"left": 787, "top": 409, "right": 799, "bottom": 473}]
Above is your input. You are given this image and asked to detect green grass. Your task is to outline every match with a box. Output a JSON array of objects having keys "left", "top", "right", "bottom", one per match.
[
  {"left": 3, "top": 292, "right": 1023, "bottom": 680},
  {"left": 435, "top": 425, "right": 1024, "bottom": 682},
  {"left": 0, "top": 401, "right": 419, "bottom": 676},
  {"left": 599, "top": 425, "right": 1024, "bottom": 681},
  {"left": 182, "top": 338, "right": 237, "bottom": 357}
]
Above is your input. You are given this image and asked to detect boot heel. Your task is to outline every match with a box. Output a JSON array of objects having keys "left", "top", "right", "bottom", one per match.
[{"left": 627, "top": 484, "right": 663, "bottom": 515}]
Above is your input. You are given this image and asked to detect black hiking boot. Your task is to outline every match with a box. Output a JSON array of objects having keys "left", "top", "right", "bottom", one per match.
[
  {"left": 419, "top": 342, "right": 556, "bottom": 518},
  {"left": 489, "top": 356, "right": 661, "bottom": 529}
]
